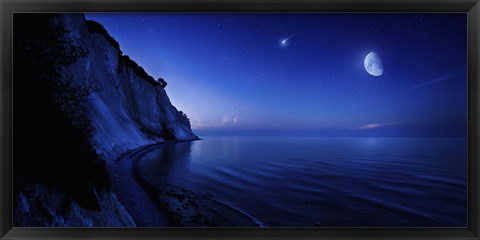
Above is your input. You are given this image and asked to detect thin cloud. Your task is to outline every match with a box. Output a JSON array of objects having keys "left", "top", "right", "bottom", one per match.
[
  {"left": 403, "top": 68, "right": 464, "bottom": 92},
  {"left": 404, "top": 75, "right": 452, "bottom": 92},
  {"left": 192, "top": 114, "right": 239, "bottom": 129},
  {"left": 355, "top": 122, "right": 397, "bottom": 130},
  {"left": 221, "top": 114, "right": 239, "bottom": 126}
]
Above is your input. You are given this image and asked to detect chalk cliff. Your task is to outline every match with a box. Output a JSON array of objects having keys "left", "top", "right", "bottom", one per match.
[
  {"left": 13, "top": 13, "right": 197, "bottom": 227},
  {"left": 58, "top": 14, "right": 197, "bottom": 160}
]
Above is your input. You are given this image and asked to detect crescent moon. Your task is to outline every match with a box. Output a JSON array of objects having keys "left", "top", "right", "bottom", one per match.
[{"left": 364, "top": 52, "right": 384, "bottom": 76}]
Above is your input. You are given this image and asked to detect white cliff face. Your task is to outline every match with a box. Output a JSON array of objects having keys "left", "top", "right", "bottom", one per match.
[{"left": 57, "top": 14, "right": 197, "bottom": 161}]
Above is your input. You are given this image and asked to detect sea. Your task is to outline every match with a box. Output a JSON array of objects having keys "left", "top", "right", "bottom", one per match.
[{"left": 138, "top": 136, "right": 467, "bottom": 227}]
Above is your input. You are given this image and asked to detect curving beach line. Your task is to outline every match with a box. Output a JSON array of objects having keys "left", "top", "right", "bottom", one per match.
[
  {"left": 121, "top": 140, "right": 265, "bottom": 227},
  {"left": 110, "top": 142, "right": 172, "bottom": 226}
]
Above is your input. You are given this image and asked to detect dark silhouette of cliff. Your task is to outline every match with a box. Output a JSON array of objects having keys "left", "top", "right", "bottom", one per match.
[{"left": 14, "top": 14, "right": 109, "bottom": 211}]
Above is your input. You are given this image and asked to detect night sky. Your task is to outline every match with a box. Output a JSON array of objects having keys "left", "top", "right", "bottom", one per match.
[{"left": 85, "top": 13, "right": 467, "bottom": 137}]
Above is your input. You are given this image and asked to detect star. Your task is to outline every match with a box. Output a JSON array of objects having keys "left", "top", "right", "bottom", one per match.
[{"left": 279, "top": 32, "right": 298, "bottom": 48}]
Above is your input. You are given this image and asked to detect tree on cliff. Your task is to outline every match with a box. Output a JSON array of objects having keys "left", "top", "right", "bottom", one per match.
[{"left": 157, "top": 77, "right": 168, "bottom": 88}]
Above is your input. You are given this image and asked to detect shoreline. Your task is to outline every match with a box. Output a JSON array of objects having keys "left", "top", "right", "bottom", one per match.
[
  {"left": 110, "top": 139, "right": 200, "bottom": 227},
  {"left": 112, "top": 139, "right": 264, "bottom": 227},
  {"left": 109, "top": 142, "right": 171, "bottom": 227},
  {"left": 132, "top": 140, "right": 264, "bottom": 227}
]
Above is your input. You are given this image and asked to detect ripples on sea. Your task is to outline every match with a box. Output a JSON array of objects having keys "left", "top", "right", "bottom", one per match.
[{"left": 139, "top": 136, "right": 467, "bottom": 227}]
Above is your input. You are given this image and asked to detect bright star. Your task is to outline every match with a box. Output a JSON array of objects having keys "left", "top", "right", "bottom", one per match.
[{"left": 279, "top": 32, "right": 298, "bottom": 48}]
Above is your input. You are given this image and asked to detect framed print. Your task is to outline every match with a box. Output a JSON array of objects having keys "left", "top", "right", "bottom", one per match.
[{"left": 1, "top": 0, "right": 479, "bottom": 239}]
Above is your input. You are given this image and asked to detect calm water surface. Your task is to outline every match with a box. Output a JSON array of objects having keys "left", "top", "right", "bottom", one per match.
[{"left": 139, "top": 136, "right": 467, "bottom": 227}]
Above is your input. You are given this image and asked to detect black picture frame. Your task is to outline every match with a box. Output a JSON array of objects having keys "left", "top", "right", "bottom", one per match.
[{"left": 1, "top": 0, "right": 479, "bottom": 239}]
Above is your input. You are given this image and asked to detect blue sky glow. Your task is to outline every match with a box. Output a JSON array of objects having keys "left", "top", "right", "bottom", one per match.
[{"left": 86, "top": 13, "right": 467, "bottom": 137}]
